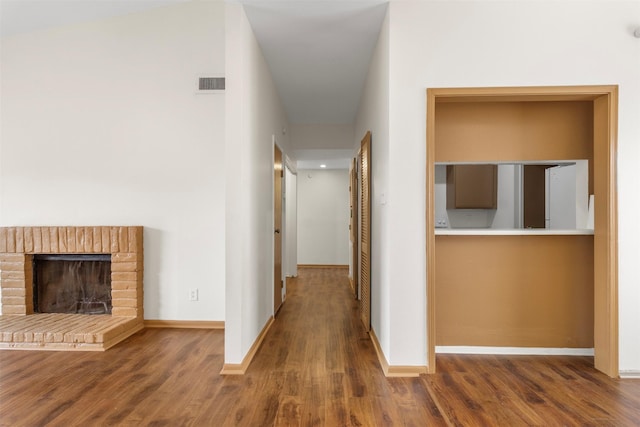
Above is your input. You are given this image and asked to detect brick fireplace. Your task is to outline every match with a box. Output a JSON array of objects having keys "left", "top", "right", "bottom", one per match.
[{"left": 0, "top": 226, "right": 144, "bottom": 350}]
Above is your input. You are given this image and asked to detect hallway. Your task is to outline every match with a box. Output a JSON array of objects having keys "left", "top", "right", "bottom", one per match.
[{"left": 1, "top": 268, "right": 639, "bottom": 426}]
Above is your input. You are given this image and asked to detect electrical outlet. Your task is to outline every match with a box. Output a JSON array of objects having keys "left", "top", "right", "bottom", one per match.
[{"left": 189, "top": 288, "right": 199, "bottom": 301}]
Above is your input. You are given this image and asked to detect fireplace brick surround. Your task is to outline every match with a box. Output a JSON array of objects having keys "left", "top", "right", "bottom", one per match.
[{"left": 0, "top": 226, "right": 144, "bottom": 350}]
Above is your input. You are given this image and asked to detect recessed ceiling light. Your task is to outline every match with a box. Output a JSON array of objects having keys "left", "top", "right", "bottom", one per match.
[{"left": 320, "top": 164, "right": 327, "bottom": 168}]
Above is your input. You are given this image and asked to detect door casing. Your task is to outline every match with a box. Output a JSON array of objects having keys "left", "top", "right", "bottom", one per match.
[{"left": 274, "top": 143, "right": 284, "bottom": 315}]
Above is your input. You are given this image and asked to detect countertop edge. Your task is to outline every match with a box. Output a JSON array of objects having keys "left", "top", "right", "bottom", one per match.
[{"left": 434, "top": 229, "right": 595, "bottom": 236}]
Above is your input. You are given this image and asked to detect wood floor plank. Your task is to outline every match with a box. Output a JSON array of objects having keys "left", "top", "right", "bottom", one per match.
[
  {"left": 325, "top": 396, "right": 350, "bottom": 426},
  {"left": 346, "top": 397, "right": 374, "bottom": 427},
  {"left": 1, "top": 267, "right": 639, "bottom": 426},
  {"left": 274, "top": 395, "right": 303, "bottom": 426}
]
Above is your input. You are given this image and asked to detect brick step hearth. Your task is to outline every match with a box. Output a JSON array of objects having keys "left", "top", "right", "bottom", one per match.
[
  {"left": 0, "top": 226, "right": 144, "bottom": 351},
  {"left": 0, "top": 314, "right": 143, "bottom": 351}
]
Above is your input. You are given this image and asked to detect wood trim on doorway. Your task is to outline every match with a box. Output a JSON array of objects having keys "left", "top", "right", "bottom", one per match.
[
  {"left": 426, "top": 92, "right": 437, "bottom": 373},
  {"left": 274, "top": 144, "right": 284, "bottom": 315},
  {"left": 593, "top": 90, "right": 619, "bottom": 376},
  {"left": 426, "top": 85, "right": 619, "bottom": 377}
]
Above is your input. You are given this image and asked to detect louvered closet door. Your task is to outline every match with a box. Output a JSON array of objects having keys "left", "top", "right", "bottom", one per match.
[
  {"left": 350, "top": 158, "right": 359, "bottom": 298},
  {"left": 359, "top": 131, "right": 371, "bottom": 331}
]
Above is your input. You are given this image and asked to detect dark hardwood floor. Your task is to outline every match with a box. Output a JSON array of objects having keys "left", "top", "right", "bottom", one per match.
[{"left": 1, "top": 267, "right": 639, "bottom": 426}]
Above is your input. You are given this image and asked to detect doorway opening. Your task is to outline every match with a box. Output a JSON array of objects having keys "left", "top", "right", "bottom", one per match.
[{"left": 426, "top": 85, "right": 618, "bottom": 377}]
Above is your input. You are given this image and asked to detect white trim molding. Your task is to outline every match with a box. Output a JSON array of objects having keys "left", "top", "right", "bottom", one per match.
[{"left": 435, "top": 346, "right": 595, "bottom": 356}]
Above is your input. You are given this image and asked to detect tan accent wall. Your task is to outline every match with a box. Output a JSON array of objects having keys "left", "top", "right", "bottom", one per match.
[
  {"left": 435, "top": 101, "right": 594, "bottom": 194},
  {"left": 435, "top": 235, "right": 594, "bottom": 348},
  {"left": 435, "top": 101, "right": 593, "bottom": 161},
  {"left": 0, "top": 226, "right": 143, "bottom": 320}
]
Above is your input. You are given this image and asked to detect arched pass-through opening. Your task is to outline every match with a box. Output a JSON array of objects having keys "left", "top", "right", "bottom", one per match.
[{"left": 426, "top": 86, "right": 618, "bottom": 377}]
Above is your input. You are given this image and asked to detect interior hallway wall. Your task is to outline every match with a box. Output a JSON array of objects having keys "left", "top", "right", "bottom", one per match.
[
  {"left": 297, "top": 169, "right": 350, "bottom": 265},
  {"left": 225, "top": 3, "right": 292, "bottom": 365},
  {"left": 354, "top": 4, "right": 391, "bottom": 360},
  {"left": 285, "top": 167, "right": 298, "bottom": 277}
]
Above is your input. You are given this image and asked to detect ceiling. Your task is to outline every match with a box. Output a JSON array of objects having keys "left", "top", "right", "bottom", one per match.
[
  {"left": 242, "top": 1, "right": 387, "bottom": 124},
  {"left": 0, "top": 0, "right": 190, "bottom": 37},
  {"left": 0, "top": 0, "right": 388, "bottom": 166}
]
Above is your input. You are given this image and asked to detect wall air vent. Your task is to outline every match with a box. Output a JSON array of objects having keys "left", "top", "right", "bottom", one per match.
[{"left": 197, "top": 77, "right": 225, "bottom": 93}]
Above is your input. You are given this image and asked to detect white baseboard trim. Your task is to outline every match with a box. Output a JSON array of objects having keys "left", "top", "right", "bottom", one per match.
[
  {"left": 619, "top": 370, "right": 640, "bottom": 379},
  {"left": 435, "top": 346, "right": 594, "bottom": 356}
]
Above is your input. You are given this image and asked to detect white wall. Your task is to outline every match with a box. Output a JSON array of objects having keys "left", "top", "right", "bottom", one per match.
[
  {"left": 290, "top": 124, "right": 355, "bottom": 150},
  {"left": 225, "top": 3, "right": 291, "bottom": 365},
  {"left": 0, "top": 1, "right": 226, "bottom": 320},
  {"left": 285, "top": 166, "right": 298, "bottom": 276},
  {"left": 381, "top": 0, "right": 640, "bottom": 371},
  {"left": 291, "top": 124, "right": 355, "bottom": 170},
  {"left": 297, "top": 169, "right": 349, "bottom": 265},
  {"left": 354, "top": 6, "right": 391, "bottom": 360},
  {"left": 492, "top": 165, "right": 517, "bottom": 229}
]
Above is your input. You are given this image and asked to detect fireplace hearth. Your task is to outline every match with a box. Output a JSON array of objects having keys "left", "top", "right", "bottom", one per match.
[{"left": 0, "top": 226, "right": 144, "bottom": 351}]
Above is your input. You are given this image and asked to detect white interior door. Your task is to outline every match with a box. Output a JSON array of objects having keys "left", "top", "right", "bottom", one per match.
[{"left": 546, "top": 164, "right": 577, "bottom": 229}]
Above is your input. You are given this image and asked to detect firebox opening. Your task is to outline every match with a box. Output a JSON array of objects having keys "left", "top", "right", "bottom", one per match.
[{"left": 33, "top": 254, "right": 112, "bottom": 315}]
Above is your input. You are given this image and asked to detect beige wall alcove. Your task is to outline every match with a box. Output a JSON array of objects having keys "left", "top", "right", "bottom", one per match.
[{"left": 426, "top": 86, "right": 618, "bottom": 377}]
